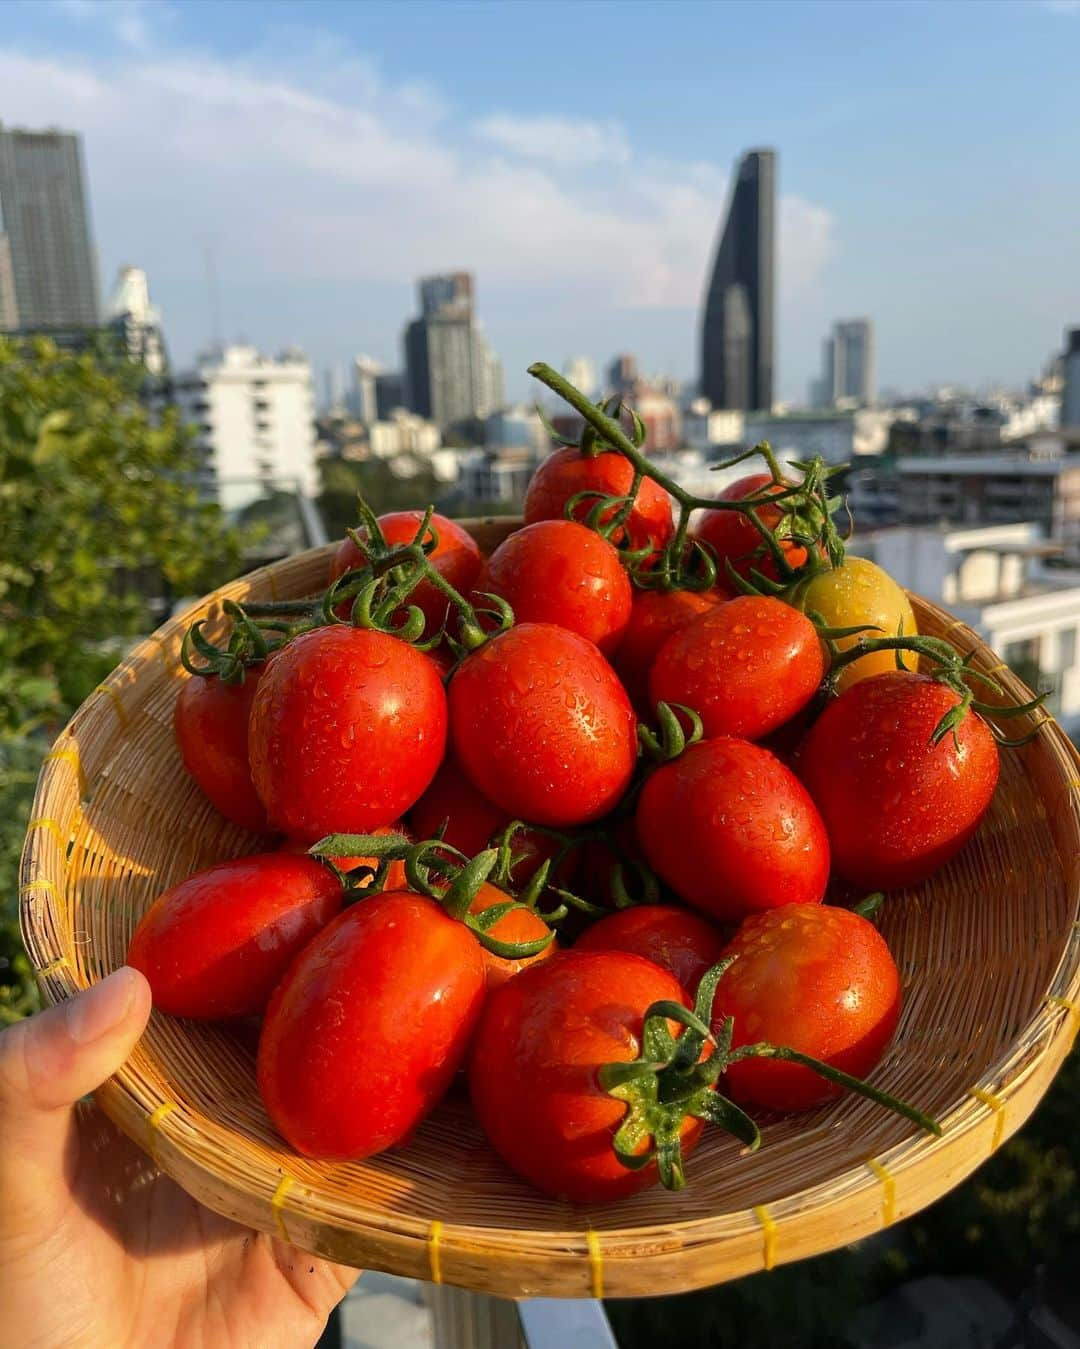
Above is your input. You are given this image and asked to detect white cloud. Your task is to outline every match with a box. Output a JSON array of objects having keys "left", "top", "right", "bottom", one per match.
[
  {"left": 0, "top": 28, "right": 835, "bottom": 385},
  {"left": 51, "top": 0, "right": 165, "bottom": 49},
  {"left": 1036, "top": 0, "right": 1080, "bottom": 12},
  {"left": 473, "top": 114, "right": 631, "bottom": 168}
]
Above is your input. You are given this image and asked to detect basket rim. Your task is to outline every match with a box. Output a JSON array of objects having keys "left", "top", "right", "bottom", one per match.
[{"left": 19, "top": 534, "right": 1080, "bottom": 1297}]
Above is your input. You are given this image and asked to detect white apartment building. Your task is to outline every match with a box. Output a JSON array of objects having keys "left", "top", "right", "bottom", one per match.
[
  {"left": 744, "top": 408, "right": 906, "bottom": 463},
  {"left": 368, "top": 408, "right": 441, "bottom": 459},
  {"left": 171, "top": 345, "right": 318, "bottom": 504},
  {"left": 853, "top": 522, "right": 1080, "bottom": 738},
  {"left": 683, "top": 400, "right": 745, "bottom": 452}
]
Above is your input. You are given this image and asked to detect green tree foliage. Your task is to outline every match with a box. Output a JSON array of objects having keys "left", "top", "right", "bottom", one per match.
[
  {"left": 317, "top": 455, "right": 440, "bottom": 538},
  {"left": 0, "top": 337, "right": 246, "bottom": 1019}
]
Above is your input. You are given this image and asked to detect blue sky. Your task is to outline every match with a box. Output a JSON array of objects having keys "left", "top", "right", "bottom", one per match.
[{"left": 3, "top": 0, "right": 1078, "bottom": 402}]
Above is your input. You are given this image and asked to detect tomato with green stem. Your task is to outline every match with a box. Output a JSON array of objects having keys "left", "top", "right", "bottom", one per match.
[
  {"left": 473, "top": 519, "right": 632, "bottom": 656},
  {"left": 248, "top": 626, "right": 447, "bottom": 841},
  {"left": 524, "top": 446, "right": 675, "bottom": 556},
  {"left": 797, "top": 671, "right": 999, "bottom": 890},
  {"left": 791, "top": 556, "right": 917, "bottom": 692},
  {"left": 692, "top": 473, "right": 808, "bottom": 585},
  {"left": 449, "top": 623, "right": 637, "bottom": 828},
  {"left": 127, "top": 853, "right": 344, "bottom": 1019},
  {"left": 713, "top": 904, "right": 902, "bottom": 1112},
  {"left": 330, "top": 510, "right": 482, "bottom": 638},
  {"left": 648, "top": 595, "right": 824, "bottom": 739},
  {"left": 277, "top": 824, "right": 409, "bottom": 891},
  {"left": 636, "top": 737, "right": 830, "bottom": 922},
  {"left": 174, "top": 665, "right": 269, "bottom": 833}
]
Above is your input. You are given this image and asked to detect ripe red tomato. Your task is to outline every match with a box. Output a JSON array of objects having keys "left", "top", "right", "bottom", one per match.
[
  {"left": 637, "top": 737, "right": 830, "bottom": 922},
  {"left": 330, "top": 511, "right": 482, "bottom": 637},
  {"left": 407, "top": 758, "right": 577, "bottom": 889},
  {"left": 797, "top": 672, "right": 1000, "bottom": 889},
  {"left": 474, "top": 520, "right": 632, "bottom": 656},
  {"left": 127, "top": 854, "right": 342, "bottom": 1019},
  {"left": 277, "top": 824, "right": 409, "bottom": 891},
  {"left": 173, "top": 666, "right": 269, "bottom": 833},
  {"left": 449, "top": 623, "right": 637, "bottom": 828},
  {"left": 524, "top": 447, "right": 674, "bottom": 556},
  {"left": 469, "top": 951, "right": 698, "bottom": 1202},
  {"left": 613, "top": 587, "right": 722, "bottom": 710},
  {"left": 258, "top": 892, "right": 486, "bottom": 1159},
  {"left": 469, "top": 882, "right": 554, "bottom": 990},
  {"left": 649, "top": 595, "right": 824, "bottom": 739},
  {"left": 249, "top": 626, "right": 447, "bottom": 841},
  {"left": 693, "top": 473, "right": 808, "bottom": 584},
  {"left": 713, "top": 905, "right": 901, "bottom": 1112},
  {"left": 575, "top": 905, "right": 728, "bottom": 993}
]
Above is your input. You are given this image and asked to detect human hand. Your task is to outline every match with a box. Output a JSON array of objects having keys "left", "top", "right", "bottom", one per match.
[{"left": 0, "top": 966, "right": 358, "bottom": 1349}]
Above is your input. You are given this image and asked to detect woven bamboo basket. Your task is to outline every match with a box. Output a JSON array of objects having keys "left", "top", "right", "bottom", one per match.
[{"left": 19, "top": 518, "right": 1080, "bottom": 1300}]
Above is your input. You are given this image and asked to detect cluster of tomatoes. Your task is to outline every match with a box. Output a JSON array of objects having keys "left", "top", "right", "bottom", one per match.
[{"left": 126, "top": 388, "right": 1033, "bottom": 1205}]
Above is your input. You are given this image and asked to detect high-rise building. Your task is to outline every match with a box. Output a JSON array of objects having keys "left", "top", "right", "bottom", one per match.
[
  {"left": 1063, "top": 328, "right": 1080, "bottom": 430},
  {"left": 170, "top": 345, "right": 318, "bottom": 501},
  {"left": 0, "top": 233, "right": 17, "bottom": 330},
  {"left": 106, "top": 265, "right": 166, "bottom": 374},
  {"left": 700, "top": 148, "right": 775, "bottom": 412},
  {"left": 351, "top": 355, "right": 381, "bottom": 423},
  {"left": 375, "top": 370, "right": 406, "bottom": 419},
  {"left": 607, "top": 354, "right": 640, "bottom": 396},
  {"left": 816, "top": 318, "right": 875, "bottom": 406},
  {"left": 0, "top": 123, "right": 99, "bottom": 331},
  {"left": 420, "top": 272, "right": 472, "bottom": 318},
  {"left": 562, "top": 357, "right": 597, "bottom": 399},
  {"left": 404, "top": 273, "right": 504, "bottom": 428}
]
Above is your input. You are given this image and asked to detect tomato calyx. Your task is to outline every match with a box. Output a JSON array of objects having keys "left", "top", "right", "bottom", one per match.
[
  {"left": 180, "top": 599, "right": 279, "bottom": 684},
  {"left": 309, "top": 829, "right": 413, "bottom": 890},
  {"left": 598, "top": 961, "right": 760, "bottom": 1191},
  {"left": 637, "top": 700, "right": 704, "bottom": 764},
  {"left": 599, "top": 958, "right": 941, "bottom": 1192}
]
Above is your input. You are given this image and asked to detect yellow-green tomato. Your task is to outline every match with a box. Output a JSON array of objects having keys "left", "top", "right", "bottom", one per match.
[{"left": 791, "top": 557, "right": 917, "bottom": 692}]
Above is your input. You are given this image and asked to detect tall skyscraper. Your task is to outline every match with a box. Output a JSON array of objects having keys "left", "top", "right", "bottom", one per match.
[
  {"left": 817, "top": 318, "right": 875, "bottom": 406},
  {"left": 562, "top": 357, "right": 597, "bottom": 399},
  {"left": 404, "top": 273, "right": 504, "bottom": 428},
  {"left": 351, "top": 356, "right": 381, "bottom": 423},
  {"left": 700, "top": 148, "right": 776, "bottom": 412},
  {"left": 1063, "top": 328, "right": 1080, "bottom": 431},
  {"left": 106, "top": 265, "right": 166, "bottom": 374},
  {"left": 0, "top": 124, "right": 99, "bottom": 331},
  {"left": 608, "top": 353, "right": 640, "bottom": 396}
]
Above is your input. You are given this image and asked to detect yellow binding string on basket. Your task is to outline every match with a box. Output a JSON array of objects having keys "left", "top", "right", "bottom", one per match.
[
  {"left": 268, "top": 569, "right": 281, "bottom": 601},
  {"left": 585, "top": 1229, "right": 604, "bottom": 1298},
  {"left": 270, "top": 1175, "right": 294, "bottom": 1241},
  {"left": 969, "top": 1088, "right": 1007, "bottom": 1152},
  {"left": 19, "top": 877, "right": 58, "bottom": 899},
  {"left": 1047, "top": 994, "right": 1080, "bottom": 1049},
  {"left": 44, "top": 745, "right": 87, "bottom": 796},
  {"left": 752, "top": 1205, "right": 777, "bottom": 1271},
  {"left": 38, "top": 955, "right": 70, "bottom": 977},
  {"left": 147, "top": 1101, "right": 177, "bottom": 1161},
  {"left": 146, "top": 631, "right": 173, "bottom": 672},
  {"left": 427, "top": 1220, "right": 444, "bottom": 1285},
  {"left": 985, "top": 661, "right": 1008, "bottom": 676},
  {"left": 96, "top": 683, "right": 130, "bottom": 729},
  {"left": 27, "top": 817, "right": 65, "bottom": 848},
  {"left": 864, "top": 1158, "right": 896, "bottom": 1225}
]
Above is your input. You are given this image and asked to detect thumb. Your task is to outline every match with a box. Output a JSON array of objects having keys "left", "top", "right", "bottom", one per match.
[{"left": 0, "top": 966, "right": 152, "bottom": 1212}]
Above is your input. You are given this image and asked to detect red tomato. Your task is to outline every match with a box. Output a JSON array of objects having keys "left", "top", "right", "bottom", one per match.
[
  {"left": 173, "top": 666, "right": 268, "bottom": 833},
  {"left": 407, "top": 758, "right": 577, "bottom": 889},
  {"left": 474, "top": 520, "right": 632, "bottom": 656},
  {"left": 575, "top": 905, "right": 727, "bottom": 993},
  {"left": 637, "top": 737, "right": 830, "bottom": 922},
  {"left": 524, "top": 447, "right": 674, "bottom": 556},
  {"left": 277, "top": 825, "right": 409, "bottom": 891},
  {"left": 330, "top": 511, "right": 482, "bottom": 638},
  {"left": 693, "top": 473, "right": 808, "bottom": 584},
  {"left": 249, "top": 626, "right": 447, "bottom": 841},
  {"left": 797, "top": 672, "right": 1000, "bottom": 889},
  {"left": 649, "top": 595, "right": 824, "bottom": 739},
  {"left": 258, "top": 892, "right": 485, "bottom": 1159},
  {"left": 127, "top": 854, "right": 342, "bottom": 1019},
  {"left": 469, "top": 951, "right": 698, "bottom": 1202},
  {"left": 469, "top": 882, "right": 554, "bottom": 990},
  {"left": 449, "top": 623, "right": 637, "bottom": 828},
  {"left": 613, "top": 588, "right": 722, "bottom": 710},
  {"left": 714, "top": 905, "right": 901, "bottom": 1112}
]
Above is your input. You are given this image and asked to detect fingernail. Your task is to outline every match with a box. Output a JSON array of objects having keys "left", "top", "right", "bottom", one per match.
[{"left": 66, "top": 967, "right": 140, "bottom": 1044}]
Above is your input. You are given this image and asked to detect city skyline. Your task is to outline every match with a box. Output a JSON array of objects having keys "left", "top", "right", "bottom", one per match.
[{"left": 2, "top": 0, "right": 1078, "bottom": 399}]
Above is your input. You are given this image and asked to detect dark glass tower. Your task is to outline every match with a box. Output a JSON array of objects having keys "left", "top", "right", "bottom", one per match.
[{"left": 700, "top": 149, "right": 775, "bottom": 411}]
